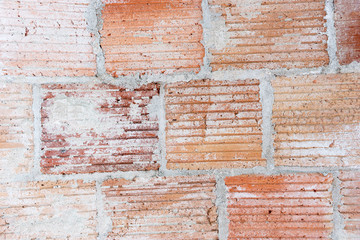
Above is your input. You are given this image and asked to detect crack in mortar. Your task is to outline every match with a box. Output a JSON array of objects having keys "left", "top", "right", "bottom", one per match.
[{"left": 331, "top": 171, "right": 345, "bottom": 240}]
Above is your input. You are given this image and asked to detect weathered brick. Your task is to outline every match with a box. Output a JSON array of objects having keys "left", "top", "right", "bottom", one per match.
[
  {"left": 0, "top": 180, "right": 97, "bottom": 239},
  {"left": 0, "top": 0, "right": 96, "bottom": 77},
  {"left": 40, "top": 83, "right": 160, "bottom": 174},
  {"left": 225, "top": 173, "right": 334, "bottom": 239},
  {"left": 102, "top": 175, "right": 218, "bottom": 239},
  {"left": 100, "top": 0, "right": 204, "bottom": 77},
  {"left": 0, "top": 83, "right": 33, "bottom": 181},
  {"left": 208, "top": 0, "right": 329, "bottom": 70},
  {"left": 334, "top": 0, "right": 360, "bottom": 65},
  {"left": 339, "top": 171, "right": 360, "bottom": 239},
  {"left": 165, "top": 79, "right": 264, "bottom": 170},
  {"left": 272, "top": 73, "right": 360, "bottom": 167}
]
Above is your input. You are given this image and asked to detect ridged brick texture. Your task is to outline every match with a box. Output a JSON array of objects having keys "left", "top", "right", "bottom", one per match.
[
  {"left": 165, "top": 79, "right": 264, "bottom": 170},
  {"left": 40, "top": 83, "right": 160, "bottom": 174},
  {"left": 102, "top": 175, "right": 218, "bottom": 239},
  {"left": 272, "top": 73, "right": 360, "bottom": 167},
  {"left": 334, "top": 0, "right": 360, "bottom": 65},
  {"left": 339, "top": 171, "right": 360, "bottom": 239},
  {"left": 100, "top": 0, "right": 204, "bottom": 77},
  {"left": 208, "top": 0, "right": 329, "bottom": 70},
  {"left": 0, "top": 0, "right": 96, "bottom": 77},
  {"left": 0, "top": 180, "right": 97, "bottom": 239},
  {"left": 0, "top": 83, "right": 33, "bottom": 181},
  {"left": 225, "top": 174, "right": 334, "bottom": 239}
]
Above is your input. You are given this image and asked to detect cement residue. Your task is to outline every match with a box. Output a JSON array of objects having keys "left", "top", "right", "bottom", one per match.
[
  {"left": 215, "top": 175, "right": 229, "bottom": 240},
  {"left": 96, "top": 181, "right": 113, "bottom": 239}
]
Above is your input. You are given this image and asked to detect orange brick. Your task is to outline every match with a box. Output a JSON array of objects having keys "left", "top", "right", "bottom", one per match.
[
  {"left": 165, "top": 79, "right": 265, "bottom": 170},
  {"left": 272, "top": 73, "right": 360, "bottom": 167},
  {"left": 100, "top": 0, "right": 204, "bottom": 77},
  {"left": 334, "top": 0, "right": 360, "bottom": 65},
  {"left": 0, "top": 180, "right": 97, "bottom": 239},
  {"left": 208, "top": 0, "right": 329, "bottom": 70},
  {"left": 101, "top": 175, "right": 218, "bottom": 239},
  {"left": 339, "top": 171, "right": 360, "bottom": 239},
  {"left": 0, "top": 0, "right": 96, "bottom": 77},
  {"left": 0, "top": 83, "right": 33, "bottom": 181},
  {"left": 225, "top": 173, "right": 334, "bottom": 239},
  {"left": 40, "top": 83, "right": 160, "bottom": 174}
]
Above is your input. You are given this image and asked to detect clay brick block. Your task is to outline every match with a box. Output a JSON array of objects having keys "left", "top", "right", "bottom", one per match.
[
  {"left": 207, "top": 0, "right": 329, "bottom": 71},
  {"left": 272, "top": 73, "right": 360, "bottom": 167},
  {"left": 100, "top": 0, "right": 204, "bottom": 77},
  {"left": 339, "top": 171, "right": 360, "bottom": 239},
  {"left": 334, "top": 0, "right": 360, "bottom": 65},
  {"left": 0, "top": 83, "right": 33, "bottom": 181},
  {"left": 40, "top": 83, "right": 160, "bottom": 174},
  {"left": 102, "top": 175, "right": 218, "bottom": 239},
  {"left": 0, "top": 180, "right": 97, "bottom": 239},
  {"left": 0, "top": 0, "right": 96, "bottom": 77},
  {"left": 165, "top": 79, "right": 265, "bottom": 170},
  {"left": 225, "top": 173, "right": 334, "bottom": 239}
]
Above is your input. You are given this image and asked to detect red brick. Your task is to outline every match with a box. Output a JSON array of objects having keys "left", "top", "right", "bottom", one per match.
[
  {"left": 272, "top": 73, "right": 360, "bottom": 167},
  {"left": 208, "top": 0, "right": 329, "bottom": 70},
  {"left": 0, "top": 0, "right": 96, "bottom": 77},
  {"left": 165, "top": 79, "right": 265, "bottom": 170},
  {"left": 0, "top": 180, "right": 97, "bottom": 239},
  {"left": 334, "top": 0, "right": 360, "bottom": 65},
  {"left": 0, "top": 83, "right": 33, "bottom": 181},
  {"left": 339, "top": 171, "right": 360, "bottom": 239},
  {"left": 100, "top": 0, "right": 204, "bottom": 77},
  {"left": 225, "top": 173, "right": 334, "bottom": 239},
  {"left": 40, "top": 83, "right": 160, "bottom": 174},
  {"left": 101, "top": 175, "right": 218, "bottom": 239}
]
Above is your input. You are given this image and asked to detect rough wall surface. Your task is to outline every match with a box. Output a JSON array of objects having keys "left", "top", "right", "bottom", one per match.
[{"left": 0, "top": 0, "right": 360, "bottom": 239}]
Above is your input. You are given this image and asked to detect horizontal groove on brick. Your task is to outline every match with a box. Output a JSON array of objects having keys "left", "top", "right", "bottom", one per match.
[
  {"left": 40, "top": 83, "right": 160, "bottom": 174},
  {"left": 101, "top": 175, "right": 218, "bottom": 240},
  {"left": 208, "top": 0, "right": 329, "bottom": 70},
  {"left": 165, "top": 79, "right": 265, "bottom": 170},
  {"left": 100, "top": 0, "right": 204, "bottom": 76},
  {"left": 272, "top": 73, "right": 360, "bottom": 167},
  {"left": 225, "top": 173, "right": 334, "bottom": 239},
  {"left": 0, "top": 83, "right": 33, "bottom": 181},
  {"left": 0, "top": 0, "right": 96, "bottom": 77},
  {"left": 334, "top": 0, "right": 360, "bottom": 65},
  {"left": 0, "top": 180, "right": 97, "bottom": 239}
]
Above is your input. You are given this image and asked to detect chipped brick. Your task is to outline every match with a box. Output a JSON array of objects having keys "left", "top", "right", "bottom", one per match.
[
  {"left": 272, "top": 73, "right": 360, "bottom": 167},
  {"left": 208, "top": 0, "right": 329, "bottom": 70},
  {"left": 40, "top": 83, "right": 160, "bottom": 174},
  {"left": 225, "top": 173, "right": 334, "bottom": 239},
  {"left": 0, "top": 0, "right": 96, "bottom": 77},
  {"left": 100, "top": 0, "right": 204, "bottom": 77},
  {"left": 165, "top": 79, "right": 265, "bottom": 170},
  {"left": 102, "top": 175, "right": 218, "bottom": 239}
]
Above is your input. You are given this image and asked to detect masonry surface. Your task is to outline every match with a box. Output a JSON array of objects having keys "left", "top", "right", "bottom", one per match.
[{"left": 0, "top": 0, "right": 359, "bottom": 239}]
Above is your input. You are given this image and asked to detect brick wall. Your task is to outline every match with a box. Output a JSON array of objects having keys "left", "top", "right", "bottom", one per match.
[{"left": 0, "top": 0, "right": 359, "bottom": 239}]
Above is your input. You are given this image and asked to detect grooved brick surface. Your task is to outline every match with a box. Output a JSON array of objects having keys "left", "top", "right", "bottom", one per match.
[
  {"left": 208, "top": 0, "right": 329, "bottom": 71},
  {"left": 100, "top": 0, "right": 204, "bottom": 77},
  {"left": 0, "top": 0, "right": 96, "bottom": 77},
  {"left": 0, "top": 180, "right": 97, "bottom": 239},
  {"left": 0, "top": 83, "right": 33, "bottom": 181},
  {"left": 339, "top": 171, "right": 360, "bottom": 239},
  {"left": 272, "top": 73, "right": 360, "bottom": 167},
  {"left": 334, "top": 0, "right": 360, "bottom": 65},
  {"left": 225, "top": 174, "right": 334, "bottom": 239},
  {"left": 102, "top": 175, "right": 218, "bottom": 239},
  {"left": 165, "top": 79, "right": 264, "bottom": 170},
  {"left": 40, "top": 83, "right": 160, "bottom": 174}
]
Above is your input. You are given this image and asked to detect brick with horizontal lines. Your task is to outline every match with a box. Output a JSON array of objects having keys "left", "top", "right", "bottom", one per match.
[
  {"left": 207, "top": 0, "right": 329, "bottom": 71},
  {"left": 272, "top": 73, "right": 360, "bottom": 167},
  {"left": 165, "top": 79, "right": 265, "bottom": 170},
  {"left": 40, "top": 83, "right": 160, "bottom": 174},
  {"left": 225, "top": 173, "right": 334, "bottom": 239},
  {"left": 101, "top": 175, "right": 218, "bottom": 239}
]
